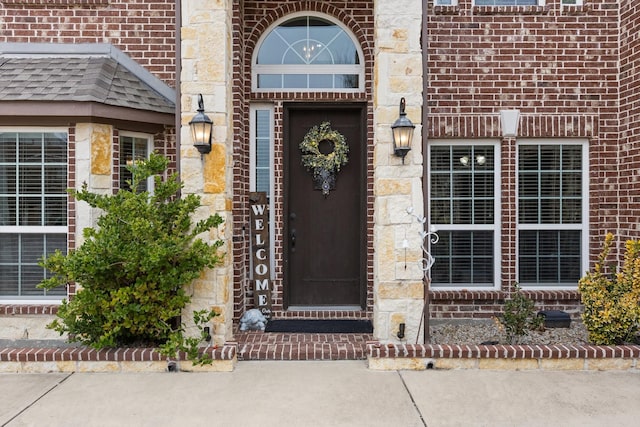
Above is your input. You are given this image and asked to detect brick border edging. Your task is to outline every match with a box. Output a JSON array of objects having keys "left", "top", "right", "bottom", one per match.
[
  {"left": 367, "top": 342, "right": 640, "bottom": 359},
  {"left": 4, "top": 341, "right": 640, "bottom": 371},
  {"left": 0, "top": 344, "right": 236, "bottom": 362},
  {"left": 367, "top": 342, "right": 640, "bottom": 370}
]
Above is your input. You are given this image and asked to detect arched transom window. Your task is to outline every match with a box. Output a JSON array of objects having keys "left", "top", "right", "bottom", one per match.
[{"left": 253, "top": 14, "right": 364, "bottom": 92}]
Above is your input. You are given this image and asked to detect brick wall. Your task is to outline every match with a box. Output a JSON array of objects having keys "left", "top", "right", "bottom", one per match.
[
  {"left": 231, "top": 1, "right": 251, "bottom": 323},
  {"left": 619, "top": 0, "right": 640, "bottom": 240},
  {"left": 425, "top": 0, "right": 622, "bottom": 318},
  {"left": 0, "top": 0, "right": 176, "bottom": 85}
]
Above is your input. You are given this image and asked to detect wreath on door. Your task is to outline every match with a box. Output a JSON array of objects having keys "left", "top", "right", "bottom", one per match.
[{"left": 299, "top": 121, "right": 349, "bottom": 196}]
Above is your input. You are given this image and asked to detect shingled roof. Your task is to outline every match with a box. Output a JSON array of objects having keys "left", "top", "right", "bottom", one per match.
[{"left": 0, "top": 43, "right": 175, "bottom": 125}]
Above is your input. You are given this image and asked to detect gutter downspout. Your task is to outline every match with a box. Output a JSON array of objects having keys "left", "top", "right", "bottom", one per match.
[{"left": 421, "top": 0, "right": 430, "bottom": 344}]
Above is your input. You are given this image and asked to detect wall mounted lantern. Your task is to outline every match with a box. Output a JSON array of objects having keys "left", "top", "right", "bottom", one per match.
[
  {"left": 391, "top": 97, "right": 415, "bottom": 164},
  {"left": 189, "top": 93, "right": 213, "bottom": 155},
  {"left": 500, "top": 109, "right": 520, "bottom": 138}
]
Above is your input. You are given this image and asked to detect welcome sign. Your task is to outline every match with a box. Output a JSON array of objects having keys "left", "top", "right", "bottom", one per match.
[{"left": 250, "top": 192, "right": 272, "bottom": 319}]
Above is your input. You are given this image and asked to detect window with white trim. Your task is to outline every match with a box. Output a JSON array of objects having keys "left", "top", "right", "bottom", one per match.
[
  {"left": 119, "top": 133, "right": 152, "bottom": 192},
  {"left": 253, "top": 14, "right": 364, "bottom": 92},
  {"left": 429, "top": 142, "right": 500, "bottom": 289},
  {"left": 517, "top": 141, "right": 588, "bottom": 288},
  {"left": 561, "top": 0, "right": 582, "bottom": 5},
  {"left": 0, "top": 131, "right": 67, "bottom": 299},
  {"left": 250, "top": 107, "right": 273, "bottom": 197},
  {"left": 434, "top": 0, "right": 458, "bottom": 5}
]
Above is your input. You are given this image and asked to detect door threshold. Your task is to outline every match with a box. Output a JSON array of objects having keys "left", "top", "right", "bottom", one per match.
[{"left": 287, "top": 305, "right": 363, "bottom": 312}]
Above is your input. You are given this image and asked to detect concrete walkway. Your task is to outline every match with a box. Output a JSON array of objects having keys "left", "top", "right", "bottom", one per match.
[{"left": 2, "top": 361, "right": 639, "bottom": 427}]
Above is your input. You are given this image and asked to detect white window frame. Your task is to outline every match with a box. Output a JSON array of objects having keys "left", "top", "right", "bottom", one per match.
[
  {"left": 0, "top": 127, "right": 68, "bottom": 302},
  {"left": 561, "top": 0, "right": 583, "bottom": 5},
  {"left": 434, "top": 0, "right": 458, "bottom": 5},
  {"left": 252, "top": 12, "right": 365, "bottom": 93},
  {"left": 516, "top": 139, "right": 589, "bottom": 290},
  {"left": 249, "top": 105, "right": 274, "bottom": 197},
  {"left": 249, "top": 104, "right": 275, "bottom": 278},
  {"left": 119, "top": 132, "right": 154, "bottom": 193},
  {"left": 428, "top": 140, "right": 502, "bottom": 291}
]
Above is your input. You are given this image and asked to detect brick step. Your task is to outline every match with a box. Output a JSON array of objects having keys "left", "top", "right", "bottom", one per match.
[{"left": 234, "top": 332, "right": 374, "bottom": 361}]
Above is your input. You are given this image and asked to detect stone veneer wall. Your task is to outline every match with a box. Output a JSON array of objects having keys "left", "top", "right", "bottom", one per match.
[
  {"left": 373, "top": 0, "right": 425, "bottom": 343},
  {"left": 180, "top": 1, "right": 235, "bottom": 345}
]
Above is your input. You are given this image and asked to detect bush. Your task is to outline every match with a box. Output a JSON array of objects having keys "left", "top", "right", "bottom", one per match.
[
  {"left": 39, "top": 153, "right": 224, "bottom": 355},
  {"left": 159, "top": 308, "right": 218, "bottom": 365},
  {"left": 499, "top": 284, "right": 544, "bottom": 344},
  {"left": 578, "top": 233, "right": 640, "bottom": 345}
]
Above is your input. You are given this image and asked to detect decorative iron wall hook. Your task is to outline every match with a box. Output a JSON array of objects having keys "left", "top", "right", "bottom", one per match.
[{"left": 406, "top": 207, "right": 439, "bottom": 278}]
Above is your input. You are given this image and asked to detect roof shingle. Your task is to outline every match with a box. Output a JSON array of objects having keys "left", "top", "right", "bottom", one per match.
[{"left": 0, "top": 46, "right": 175, "bottom": 115}]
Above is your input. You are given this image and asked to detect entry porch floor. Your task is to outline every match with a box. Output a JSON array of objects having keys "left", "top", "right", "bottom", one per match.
[{"left": 233, "top": 330, "right": 375, "bottom": 361}]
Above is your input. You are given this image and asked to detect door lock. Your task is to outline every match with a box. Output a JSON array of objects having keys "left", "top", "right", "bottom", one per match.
[{"left": 290, "top": 228, "right": 297, "bottom": 251}]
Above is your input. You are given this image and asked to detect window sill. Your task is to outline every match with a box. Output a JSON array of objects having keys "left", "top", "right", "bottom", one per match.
[
  {"left": 0, "top": 303, "right": 60, "bottom": 315},
  {"left": 2, "top": 0, "right": 109, "bottom": 5},
  {"left": 561, "top": 5, "right": 589, "bottom": 15},
  {"left": 433, "top": 5, "right": 460, "bottom": 15},
  {"left": 429, "top": 289, "right": 580, "bottom": 301},
  {"left": 472, "top": 5, "right": 549, "bottom": 15},
  {"left": 430, "top": 290, "right": 505, "bottom": 301}
]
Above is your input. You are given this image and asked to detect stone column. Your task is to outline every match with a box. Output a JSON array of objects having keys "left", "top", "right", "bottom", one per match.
[
  {"left": 180, "top": 0, "right": 234, "bottom": 345},
  {"left": 75, "top": 123, "right": 113, "bottom": 245},
  {"left": 373, "top": 0, "right": 425, "bottom": 343}
]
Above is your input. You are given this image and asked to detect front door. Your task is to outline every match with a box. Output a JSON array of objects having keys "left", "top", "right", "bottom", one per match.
[{"left": 284, "top": 105, "right": 365, "bottom": 307}]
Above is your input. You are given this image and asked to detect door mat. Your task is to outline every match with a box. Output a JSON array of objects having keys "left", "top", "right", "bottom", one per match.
[{"left": 264, "top": 319, "right": 373, "bottom": 334}]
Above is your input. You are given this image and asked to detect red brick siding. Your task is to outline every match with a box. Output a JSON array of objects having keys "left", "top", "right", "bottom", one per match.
[
  {"left": 153, "top": 127, "right": 177, "bottom": 177},
  {"left": 231, "top": 0, "right": 251, "bottom": 321},
  {"left": 619, "top": 0, "right": 640, "bottom": 241},
  {"left": 0, "top": 0, "right": 176, "bottom": 85},
  {"left": 429, "top": 290, "right": 582, "bottom": 320},
  {"left": 425, "top": 0, "right": 622, "bottom": 317}
]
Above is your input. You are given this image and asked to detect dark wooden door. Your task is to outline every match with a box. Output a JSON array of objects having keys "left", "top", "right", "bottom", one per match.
[{"left": 284, "top": 105, "right": 365, "bottom": 307}]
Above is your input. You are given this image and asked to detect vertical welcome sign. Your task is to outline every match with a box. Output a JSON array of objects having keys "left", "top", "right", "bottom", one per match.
[{"left": 249, "top": 192, "right": 272, "bottom": 319}]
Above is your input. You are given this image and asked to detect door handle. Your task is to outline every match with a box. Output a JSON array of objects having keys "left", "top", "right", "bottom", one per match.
[{"left": 290, "top": 228, "right": 297, "bottom": 251}]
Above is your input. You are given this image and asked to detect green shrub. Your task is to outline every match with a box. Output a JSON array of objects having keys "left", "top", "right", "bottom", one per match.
[
  {"left": 500, "top": 284, "right": 544, "bottom": 344},
  {"left": 39, "top": 153, "right": 224, "bottom": 356},
  {"left": 578, "top": 233, "right": 640, "bottom": 345},
  {"left": 159, "top": 308, "right": 218, "bottom": 366}
]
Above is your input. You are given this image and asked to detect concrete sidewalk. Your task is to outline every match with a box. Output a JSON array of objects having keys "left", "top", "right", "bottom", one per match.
[{"left": 2, "top": 361, "right": 639, "bottom": 427}]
